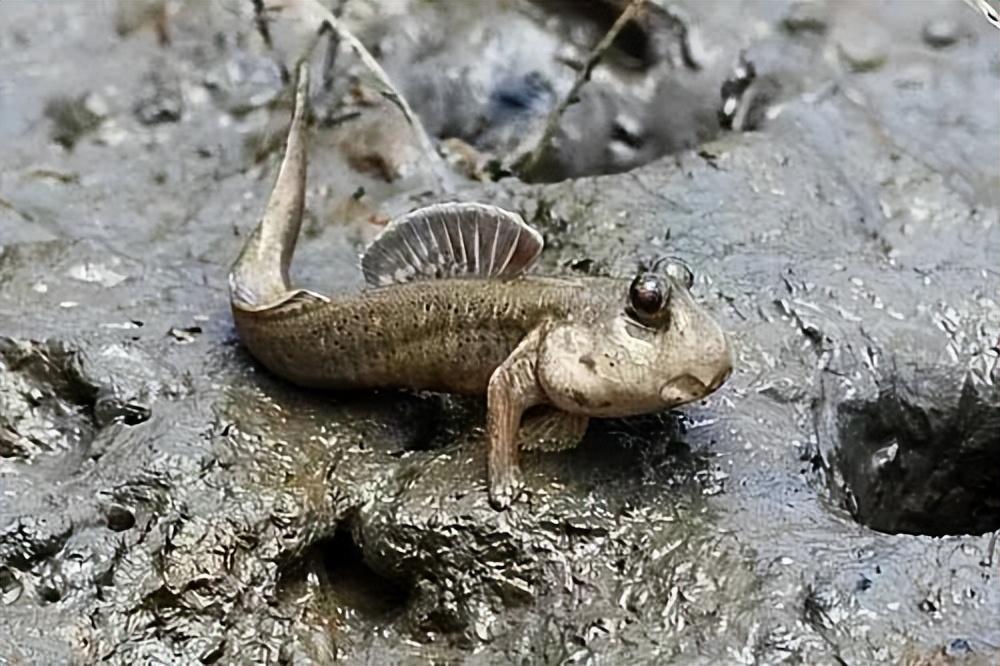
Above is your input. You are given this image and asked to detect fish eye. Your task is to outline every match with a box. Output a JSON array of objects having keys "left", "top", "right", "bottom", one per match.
[
  {"left": 664, "top": 260, "right": 694, "bottom": 290},
  {"left": 627, "top": 273, "right": 671, "bottom": 324}
]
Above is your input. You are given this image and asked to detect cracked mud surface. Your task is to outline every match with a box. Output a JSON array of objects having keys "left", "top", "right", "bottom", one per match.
[{"left": 1, "top": 0, "right": 998, "bottom": 663}]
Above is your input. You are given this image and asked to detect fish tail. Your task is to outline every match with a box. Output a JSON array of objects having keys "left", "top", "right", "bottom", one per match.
[{"left": 229, "top": 61, "right": 310, "bottom": 309}]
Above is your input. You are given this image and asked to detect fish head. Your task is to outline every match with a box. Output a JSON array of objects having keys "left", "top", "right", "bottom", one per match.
[{"left": 538, "top": 259, "right": 732, "bottom": 417}]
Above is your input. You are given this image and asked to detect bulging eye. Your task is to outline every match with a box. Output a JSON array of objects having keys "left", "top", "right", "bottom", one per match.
[
  {"left": 664, "top": 260, "right": 694, "bottom": 290},
  {"left": 627, "top": 273, "right": 671, "bottom": 324}
]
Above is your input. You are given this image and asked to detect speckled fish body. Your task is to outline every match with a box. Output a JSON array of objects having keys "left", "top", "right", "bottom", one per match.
[
  {"left": 228, "top": 61, "right": 732, "bottom": 508},
  {"left": 233, "top": 276, "right": 620, "bottom": 393}
]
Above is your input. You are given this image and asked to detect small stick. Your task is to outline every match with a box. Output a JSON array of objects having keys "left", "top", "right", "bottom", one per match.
[
  {"left": 961, "top": 0, "right": 1000, "bottom": 30},
  {"left": 255, "top": 0, "right": 451, "bottom": 189},
  {"left": 990, "top": 333, "right": 1000, "bottom": 385},
  {"left": 985, "top": 529, "right": 998, "bottom": 568},
  {"left": 251, "top": 0, "right": 274, "bottom": 49},
  {"left": 321, "top": 0, "right": 346, "bottom": 93},
  {"left": 514, "top": 0, "right": 646, "bottom": 179}
]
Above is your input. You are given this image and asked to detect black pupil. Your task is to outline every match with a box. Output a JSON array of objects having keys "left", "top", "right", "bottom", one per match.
[{"left": 632, "top": 278, "right": 663, "bottom": 314}]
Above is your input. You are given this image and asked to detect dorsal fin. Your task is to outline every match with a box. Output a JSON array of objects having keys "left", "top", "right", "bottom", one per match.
[{"left": 361, "top": 202, "right": 544, "bottom": 287}]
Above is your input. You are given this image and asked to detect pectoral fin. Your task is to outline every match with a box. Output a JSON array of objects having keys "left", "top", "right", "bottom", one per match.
[
  {"left": 486, "top": 327, "right": 546, "bottom": 510},
  {"left": 519, "top": 408, "right": 588, "bottom": 452}
]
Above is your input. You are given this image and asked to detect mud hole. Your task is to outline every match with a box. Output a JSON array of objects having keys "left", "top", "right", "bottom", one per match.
[
  {"left": 836, "top": 373, "right": 1000, "bottom": 537},
  {"left": 0, "top": 337, "right": 155, "bottom": 464},
  {"left": 0, "top": 338, "right": 98, "bottom": 461},
  {"left": 277, "top": 516, "right": 411, "bottom": 655},
  {"left": 282, "top": 519, "right": 409, "bottom": 617}
]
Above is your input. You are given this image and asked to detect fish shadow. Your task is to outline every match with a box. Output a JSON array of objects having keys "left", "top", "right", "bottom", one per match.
[
  {"left": 232, "top": 347, "right": 711, "bottom": 501},
  {"left": 528, "top": 411, "right": 710, "bottom": 497}
]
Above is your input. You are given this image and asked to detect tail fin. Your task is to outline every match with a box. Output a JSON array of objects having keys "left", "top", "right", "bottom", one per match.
[{"left": 229, "top": 60, "right": 311, "bottom": 309}]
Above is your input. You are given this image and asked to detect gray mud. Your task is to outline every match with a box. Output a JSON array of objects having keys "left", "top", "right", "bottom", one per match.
[{"left": 1, "top": 1, "right": 998, "bottom": 663}]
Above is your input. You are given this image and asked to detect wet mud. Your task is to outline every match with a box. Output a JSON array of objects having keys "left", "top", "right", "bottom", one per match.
[{"left": 1, "top": 0, "right": 998, "bottom": 663}]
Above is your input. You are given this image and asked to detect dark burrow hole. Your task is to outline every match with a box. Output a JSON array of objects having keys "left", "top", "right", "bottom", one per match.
[
  {"left": 533, "top": 0, "right": 671, "bottom": 68},
  {"left": 105, "top": 504, "right": 136, "bottom": 532},
  {"left": 319, "top": 0, "right": 750, "bottom": 184},
  {"left": 0, "top": 566, "right": 23, "bottom": 605},
  {"left": 833, "top": 375, "right": 1000, "bottom": 537},
  {"left": 289, "top": 520, "right": 410, "bottom": 621}
]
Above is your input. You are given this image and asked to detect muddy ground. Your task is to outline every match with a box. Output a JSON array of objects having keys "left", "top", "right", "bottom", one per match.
[{"left": 1, "top": 0, "right": 998, "bottom": 663}]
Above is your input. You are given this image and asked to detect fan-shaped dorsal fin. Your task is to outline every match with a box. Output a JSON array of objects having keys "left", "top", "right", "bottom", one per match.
[{"left": 361, "top": 203, "right": 544, "bottom": 287}]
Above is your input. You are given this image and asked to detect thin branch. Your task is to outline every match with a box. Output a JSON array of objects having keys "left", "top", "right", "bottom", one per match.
[
  {"left": 251, "top": 0, "right": 274, "bottom": 49},
  {"left": 514, "top": 0, "right": 646, "bottom": 179},
  {"left": 985, "top": 529, "right": 998, "bottom": 568},
  {"left": 255, "top": 0, "right": 451, "bottom": 190},
  {"left": 991, "top": 333, "right": 1000, "bottom": 386},
  {"left": 321, "top": 0, "right": 346, "bottom": 92}
]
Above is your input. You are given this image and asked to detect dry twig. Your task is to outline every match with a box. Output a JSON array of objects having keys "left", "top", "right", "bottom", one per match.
[
  {"left": 513, "top": 0, "right": 647, "bottom": 179},
  {"left": 253, "top": 0, "right": 450, "bottom": 188}
]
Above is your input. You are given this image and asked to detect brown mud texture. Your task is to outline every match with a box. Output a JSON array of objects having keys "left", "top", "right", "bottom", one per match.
[{"left": 0, "top": 0, "right": 998, "bottom": 663}]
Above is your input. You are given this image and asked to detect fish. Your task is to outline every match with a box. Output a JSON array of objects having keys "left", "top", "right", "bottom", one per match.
[{"left": 229, "top": 62, "right": 733, "bottom": 509}]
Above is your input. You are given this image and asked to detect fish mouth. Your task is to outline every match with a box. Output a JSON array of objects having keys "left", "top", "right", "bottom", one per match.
[
  {"left": 659, "top": 366, "right": 732, "bottom": 406},
  {"left": 709, "top": 365, "right": 732, "bottom": 391}
]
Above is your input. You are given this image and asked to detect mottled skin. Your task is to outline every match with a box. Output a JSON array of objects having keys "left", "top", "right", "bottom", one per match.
[
  {"left": 234, "top": 277, "right": 610, "bottom": 393},
  {"left": 230, "top": 63, "right": 733, "bottom": 508},
  {"left": 233, "top": 275, "right": 729, "bottom": 413}
]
